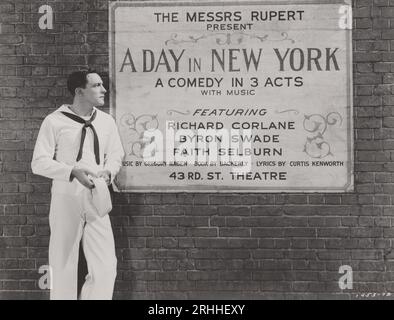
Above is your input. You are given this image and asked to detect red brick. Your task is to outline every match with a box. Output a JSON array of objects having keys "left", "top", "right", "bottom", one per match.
[
  {"left": 382, "top": 29, "right": 394, "bottom": 39},
  {"left": 24, "top": 78, "right": 56, "bottom": 87},
  {"left": 219, "top": 228, "right": 250, "bottom": 237},
  {"left": 81, "top": 42, "right": 108, "bottom": 54},
  {"left": 356, "top": 18, "right": 372, "bottom": 28},
  {"left": 354, "top": 7, "right": 371, "bottom": 18},
  {"left": 0, "top": 237, "right": 26, "bottom": 247},
  {"left": 355, "top": 118, "right": 381, "bottom": 128},
  {"left": 0, "top": 88, "right": 17, "bottom": 97},
  {"left": 21, "top": 226, "right": 35, "bottom": 237},
  {"left": 4, "top": 161, "right": 29, "bottom": 172},
  {"left": 55, "top": 33, "right": 85, "bottom": 44},
  {"left": 123, "top": 227, "right": 153, "bottom": 237},
  {"left": 56, "top": 55, "right": 86, "bottom": 65},
  {"left": 0, "top": 248, "right": 27, "bottom": 258},
  {"left": 55, "top": 12, "right": 87, "bottom": 22},
  {"left": 383, "top": 52, "right": 394, "bottom": 61},
  {"left": 373, "top": 18, "right": 390, "bottom": 29},
  {"left": 0, "top": 34, "right": 23, "bottom": 44},
  {"left": 24, "top": 34, "right": 55, "bottom": 44},
  {"left": 0, "top": 45, "right": 15, "bottom": 55},
  {"left": 218, "top": 206, "right": 250, "bottom": 216},
  {"left": 194, "top": 238, "right": 227, "bottom": 248},
  {"left": 154, "top": 206, "right": 185, "bottom": 216},
  {"left": 0, "top": 78, "right": 24, "bottom": 87},
  {"left": 161, "top": 194, "right": 177, "bottom": 204},
  {"left": 0, "top": 65, "right": 16, "bottom": 75},
  {"left": 375, "top": 84, "right": 392, "bottom": 95},
  {"left": 87, "top": 33, "right": 108, "bottom": 43},
  {"left": 88, "top": 55, "right": 108, "bottom": 65},
  {"left": 186, "top": 228, "right": 217, "bottom": 237},
  {"left": 2, "top": 281, "right": 19, "bottom": 290},
  {"left": 26, "top": 193, "right": 50, "bottom": 204},
  {"left": 24, "top": 56, "right": 56, "bottom": 65},
  {"left": 354, "top": 53, "right": 383, "bottom": 63},
  {"left": 383, "top": 73, "right": 394, "bottom": 84},
  {"left": 0, "top": 56, "right": 23, "bottom": 64},
  {"left": 355, "top": 96, "right": 382, "bottom": 107}
]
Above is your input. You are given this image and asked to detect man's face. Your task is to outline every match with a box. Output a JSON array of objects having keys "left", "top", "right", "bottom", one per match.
[{"left": 80, "top": 73, "right": 107, "bottom": 106}]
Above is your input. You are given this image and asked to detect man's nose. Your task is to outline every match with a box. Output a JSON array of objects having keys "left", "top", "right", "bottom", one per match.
[{"left": 101, "top": 86, "right": 107, "bottom": 93}]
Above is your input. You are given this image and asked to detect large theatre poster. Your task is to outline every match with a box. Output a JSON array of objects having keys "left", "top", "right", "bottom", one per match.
[{"left": 109, "top": 0, "right": 353, "bottom": 192}]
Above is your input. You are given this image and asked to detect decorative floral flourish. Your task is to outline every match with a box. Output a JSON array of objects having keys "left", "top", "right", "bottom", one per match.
[
  {"left": 276, "top": 109, "right": 343, "bottom": 159},
  {"left": 165, "top": 31, "right": 295, "bottom": 46},
  {"left": 302, "top": 112, "right": 343, "bottom": 159},
  {"left": 120, "top": 113, "right": 159, "bottom": 158},
  {"left": 167, "top": 109, "right": 191, "bottom": 116},
  {"left": 275, "top": 109, "right": 300, "bottom": 116}
]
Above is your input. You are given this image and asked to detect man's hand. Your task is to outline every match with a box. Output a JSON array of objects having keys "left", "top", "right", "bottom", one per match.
[
  {"left": 71, "top": 166, "right": 97, "bottom": 189},
  {"left": 97, "top": 170, "right": 111, "bottom": 185}
]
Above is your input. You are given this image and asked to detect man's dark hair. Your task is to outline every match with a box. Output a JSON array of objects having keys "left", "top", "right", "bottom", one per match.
[{"left": 67, "top": 69, "right": 97, "bottom": 96}]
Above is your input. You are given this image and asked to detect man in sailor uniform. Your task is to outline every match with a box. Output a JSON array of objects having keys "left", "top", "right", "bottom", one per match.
[{"left": 31, "top": 70, "right": 125, "bottom": 300}]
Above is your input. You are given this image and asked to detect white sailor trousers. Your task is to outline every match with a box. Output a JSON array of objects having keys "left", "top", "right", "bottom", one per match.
[{"left": 48, "top": 188, "right": 117, "bottom": 300}]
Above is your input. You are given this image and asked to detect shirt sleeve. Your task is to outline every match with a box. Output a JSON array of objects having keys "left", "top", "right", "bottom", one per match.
[
  {"left": 31, "top": 116, "right": 74, "bottom": 181},
  {"left": 103, "top": 117, "right": 125, "bottom": 184}
]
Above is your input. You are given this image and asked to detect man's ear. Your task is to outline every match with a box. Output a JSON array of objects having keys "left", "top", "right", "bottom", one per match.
[{"left": 75, "top": 87, "right": 83, "bottom": 96}]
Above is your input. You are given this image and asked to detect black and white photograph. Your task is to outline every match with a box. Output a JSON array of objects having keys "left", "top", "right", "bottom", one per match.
[{"left": 0, "top": 0, "right": 393, "bottom": 307}]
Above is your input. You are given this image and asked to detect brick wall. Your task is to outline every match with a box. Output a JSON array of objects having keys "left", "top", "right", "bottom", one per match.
[{"left": 1, "top": 0, "right": 394, "bottom": 300}]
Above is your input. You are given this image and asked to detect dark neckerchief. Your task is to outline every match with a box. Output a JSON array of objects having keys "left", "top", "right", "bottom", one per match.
[{"left": 61, "top": 109, "right": 100, "bottom": 165}]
